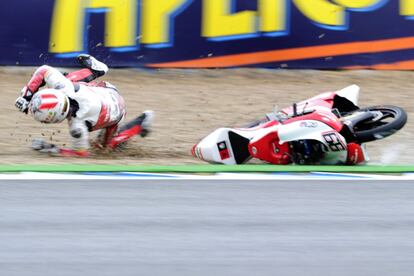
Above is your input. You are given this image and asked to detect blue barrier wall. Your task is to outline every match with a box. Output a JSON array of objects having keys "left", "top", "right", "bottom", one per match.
[{"left": 1, "top": 0, "right": 414, "bottom": 69}]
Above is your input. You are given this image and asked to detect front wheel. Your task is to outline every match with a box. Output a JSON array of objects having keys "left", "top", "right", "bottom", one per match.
[{"left": 349, "top": 105, "right": 407, "bottom": 143}]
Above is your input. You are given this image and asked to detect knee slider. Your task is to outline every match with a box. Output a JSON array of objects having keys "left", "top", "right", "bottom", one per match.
[{"left": 70, "top": 128, "right": 82, "bottom": 139}]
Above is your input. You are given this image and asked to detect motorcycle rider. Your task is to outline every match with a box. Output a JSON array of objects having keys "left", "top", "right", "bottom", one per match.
[{"left": 14, "top": 55, "right": 153, "bottom": 157}]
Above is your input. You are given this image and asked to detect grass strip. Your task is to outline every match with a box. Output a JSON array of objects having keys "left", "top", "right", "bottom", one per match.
[{"left": 0, "top": 164, "right": 413, "bottom": 173}]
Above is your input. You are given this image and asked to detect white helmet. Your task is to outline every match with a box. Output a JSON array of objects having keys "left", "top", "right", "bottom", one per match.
[{"left": 29, "top": 89, "right": 70, "bottom": 123}]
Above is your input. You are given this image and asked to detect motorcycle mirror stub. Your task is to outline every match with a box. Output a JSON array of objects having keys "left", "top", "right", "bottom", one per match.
[{"left": 293, "top": 103, "right": 298, "bottom": 117}]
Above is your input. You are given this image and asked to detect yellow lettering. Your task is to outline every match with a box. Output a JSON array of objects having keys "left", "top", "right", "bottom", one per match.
[
  {"left": 50, "top": 0, "right": 137, "bottom": 53},
  {"left": 90, "top": 0, "right": 137, "bottom": 48},
  {"left": 202, "top": 0, "right": 257, "bottom": 39},
  {"left": 141, "top": 0, "right": 191, "bottom": 45},
  {"left": 50, "top": 0, "right": 84, "bottom": 53},
  {"left": 333, "top": 0, "right": 385, "bottom": 10},
  {"left": 292, "top": 0, "right": 345, "bottom": 28},
  {"left": 258, "top": 0, "right": 287, "bottom": 34},
  {"left": 401, "top": 0, "right": 414, "bottom": 16}
]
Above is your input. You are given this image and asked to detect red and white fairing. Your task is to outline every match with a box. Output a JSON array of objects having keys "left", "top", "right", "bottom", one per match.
[
  {"left": 192, "top": 127, "right": 259, "bottom": 165},
  {"left": 192, "top": 85, "right": 369, "bottom": 165}
]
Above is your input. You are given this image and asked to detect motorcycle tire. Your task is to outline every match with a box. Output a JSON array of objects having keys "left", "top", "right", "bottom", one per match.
[{"left": 351, "top": 105, "right": 407, "bottom": 143}]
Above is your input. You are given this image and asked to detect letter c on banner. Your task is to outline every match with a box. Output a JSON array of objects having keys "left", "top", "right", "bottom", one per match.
[{"left": 292, "top": 0, "right": 346, "bottom": 29}]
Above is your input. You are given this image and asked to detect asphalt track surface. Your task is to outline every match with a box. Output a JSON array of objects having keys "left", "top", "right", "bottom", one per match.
[{"left": 1, "top": 179, "right": 414, "bottom": 276}]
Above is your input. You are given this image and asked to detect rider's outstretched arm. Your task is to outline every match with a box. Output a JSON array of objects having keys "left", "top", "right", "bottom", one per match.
[
  {"left": 31, "top": 119, "right": 91, "bottom": 157},
  {"left": 15, "top": 65, "right": 75, "bottom": 113},
  {"left": 15, "top": 55, "right": 108, "bottom": 113},
  {"left": 23, "top": 65, "right": 74, "bottom": 99}
]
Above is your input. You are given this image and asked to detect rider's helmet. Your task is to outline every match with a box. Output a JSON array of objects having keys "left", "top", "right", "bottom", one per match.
[{"left": 29, "top": 89, "right": 70, "bottom": 123}]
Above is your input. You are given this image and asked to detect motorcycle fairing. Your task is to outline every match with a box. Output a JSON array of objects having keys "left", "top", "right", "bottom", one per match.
[
  {"left": 248, "top": 126, "right": 291, "bottom": 165},
  {"left": 281, "top": 85, "right": 360, "bottom": 116},
  {"left": 347, "top": 143, "right": 369, "bottom": 164},
  {"left": 336, "top": 84, "right": 360, "bottom": 106},
  {"left": 228, "top": 131, "right": 252, "bottom": 164},
  {"left": 192, "top": 85, "right": 364, "bottom": 165},
  {"left": 192, "top": 127, "right": 259, "bottom": 164},
  {"left": 278, "top": 120, "right": 348, "bottom": 164}
]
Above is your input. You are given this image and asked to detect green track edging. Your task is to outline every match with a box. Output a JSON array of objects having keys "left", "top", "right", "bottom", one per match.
[{"left": 0, "top": 164, "right": 413, "bottom": 173}]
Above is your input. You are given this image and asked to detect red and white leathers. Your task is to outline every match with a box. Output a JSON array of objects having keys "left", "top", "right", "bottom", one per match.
[{"left": 22, "top": 65, "right": 128, "bottom": 157}]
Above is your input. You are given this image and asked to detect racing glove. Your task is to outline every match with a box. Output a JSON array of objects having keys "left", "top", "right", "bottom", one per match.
[
  {"left": 15, "top": 96, "right": 29, "bottom": 114},
  {"left": 21, "top": 86, "right": 34, "bottom": 101},
  {"left": 31, "top": 139, "right": 60, "bottom": 154},
  {"left": 31, "top": 138, "right": 89, "bottom": 157},
  {"left": 15, "top": 86, "right": 35, "bottom": 114}
]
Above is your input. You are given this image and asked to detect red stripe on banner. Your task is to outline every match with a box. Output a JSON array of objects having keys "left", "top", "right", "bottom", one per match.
[{"left": 148, "top": 36, "right": 414, "bottom": 68}]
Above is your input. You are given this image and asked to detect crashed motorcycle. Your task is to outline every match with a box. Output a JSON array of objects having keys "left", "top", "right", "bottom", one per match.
[{"left": 192, "top": 85, "right": 407, "bottom": 165}]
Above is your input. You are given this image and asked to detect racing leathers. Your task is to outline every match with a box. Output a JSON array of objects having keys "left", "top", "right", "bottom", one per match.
[{"left": 15, "top": 58, "right": 150, "bottom": 157}]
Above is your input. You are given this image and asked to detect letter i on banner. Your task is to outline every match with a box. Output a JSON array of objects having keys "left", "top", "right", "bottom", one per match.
[
  {"left": 258, "top": 0, "right": 288, "bottom": 36},
  {"left": 202, "top": 0, "right": 257, "bottom": 40}
]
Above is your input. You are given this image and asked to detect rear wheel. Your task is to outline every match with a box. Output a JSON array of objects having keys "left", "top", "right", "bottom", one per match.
[{"left": 349, "top": 105, "right": 407, "bottom": 143}]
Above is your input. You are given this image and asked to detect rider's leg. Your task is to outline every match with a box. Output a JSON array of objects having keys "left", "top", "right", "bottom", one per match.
[
  {"left": 65, "top": 55, "right": 108, "bottom": 83},
  {"left": 93, "top": 124, "right": 119, "bottom": 149},
  {"left": 107, "top": 111, "right": 154, "bottom": 149},
  {"left": 65, "top": 69, "right": 96, "bottom": 82}
]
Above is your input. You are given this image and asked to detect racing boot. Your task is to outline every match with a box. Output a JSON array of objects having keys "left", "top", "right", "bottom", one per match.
[
  {"left": 139, "top": 110, "right": 154, "bottom": 137},
  {"left": 77, "top": 54, "right": 108, "bottom": 78},
  {"left": 108, "top": 110, "right": 154, "bottom": 149},
  {"left": 65, "top": 54, "right": 109, "bottom": 83}
]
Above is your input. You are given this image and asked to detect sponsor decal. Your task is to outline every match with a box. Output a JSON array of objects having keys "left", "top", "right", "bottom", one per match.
[
  {"left": 217, "top": 140, "right": 230, "bottom": 160},
  {"left": 196, "top": 147, "right": 204, "bottom": 160},
  {"left": 299, "top": 121, "right": 318, "bottom": 128}
]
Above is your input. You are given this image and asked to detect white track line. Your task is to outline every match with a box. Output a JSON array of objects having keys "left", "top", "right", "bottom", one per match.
[{"left": 0, "top": 172, "right": 412, "bottom": 180}]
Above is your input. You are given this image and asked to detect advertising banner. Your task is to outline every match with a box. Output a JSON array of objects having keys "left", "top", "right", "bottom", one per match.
[{"left": 1, "top": 0, "right": 414, "bottom": 69}]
